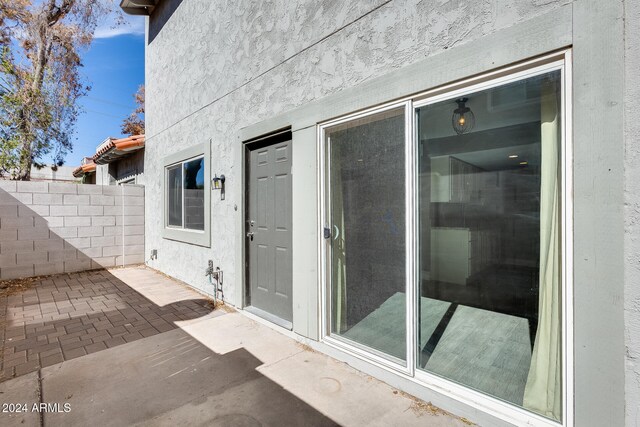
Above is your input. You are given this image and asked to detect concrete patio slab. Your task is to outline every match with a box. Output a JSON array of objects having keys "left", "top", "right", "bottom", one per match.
[
  {"left": 40, "top": 327, "right": 337, "bottom": 427},
  {"left": 258, "top": 349, "right": 463, "bottom": 427},
  {"left": 179, "top": 312, "right": 468, "bottom": 426},
  {"left": 176, "top": 309, "right": 303, "bottom": 365},
  {"left": 0, "top": 371, "right": 40, "bottom": 426}
]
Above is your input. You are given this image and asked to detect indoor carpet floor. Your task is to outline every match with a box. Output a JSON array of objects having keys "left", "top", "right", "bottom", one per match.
[{"left": 342, "top": 292, "right": 532, "bottom": 405}]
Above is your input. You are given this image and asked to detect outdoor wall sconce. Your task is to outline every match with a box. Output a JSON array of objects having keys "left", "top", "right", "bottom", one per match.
[
  {"left": 452, "top": 97, "right": 475, "bottom": 135},
  {"left": 212, "top": 174, "right": 226, "bottom": 200}
]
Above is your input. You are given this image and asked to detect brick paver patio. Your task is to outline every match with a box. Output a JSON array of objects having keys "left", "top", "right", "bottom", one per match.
[{"left": 0, "top": 266, "right": 214, "bottom": 381}]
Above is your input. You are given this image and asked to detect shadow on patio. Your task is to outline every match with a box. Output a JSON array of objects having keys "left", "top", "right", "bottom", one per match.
[
  {"left": 0, "top": 266, "right": 468, "bottom": 427},
  {"left": 0, "top": 267, "right": 339, "bottom": 426}
]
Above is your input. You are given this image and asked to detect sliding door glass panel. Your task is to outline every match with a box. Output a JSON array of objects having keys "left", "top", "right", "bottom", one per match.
[
  {"left": 416, "top": 71, "right": 562, "bottom": 421},
  {"left": 326, "top": 107, "right": 407, "bottom": 362},
  {"left": 184, "top": 157, "right": 205, "bottom": 231},
  {"left": 167, "top": 165, "right": 182, "bottom": 227}
]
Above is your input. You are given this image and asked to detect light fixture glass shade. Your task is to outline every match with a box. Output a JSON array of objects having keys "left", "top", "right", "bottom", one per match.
[{"left": 452, "top": 97, "right": 475, "bottom": 135}]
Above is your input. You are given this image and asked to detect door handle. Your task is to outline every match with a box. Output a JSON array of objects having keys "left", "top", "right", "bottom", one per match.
[{"left": 246, "top": 232, "right": 254, "bottom": 241}]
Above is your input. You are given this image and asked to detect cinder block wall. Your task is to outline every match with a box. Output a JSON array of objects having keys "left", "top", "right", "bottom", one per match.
[{"left": 0, "top": 180, "right": 145, "bottom": 280}]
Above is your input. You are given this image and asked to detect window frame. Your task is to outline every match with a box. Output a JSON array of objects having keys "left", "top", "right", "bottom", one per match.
[
  {"left": 318, "top": 50, "right": 572, "bottom": 427},
  {"left": 321, "top": 101, "right": 414, "bottom": 376},
  {"left": 162, "top": 142, "right": 211, "bottom": 247}
]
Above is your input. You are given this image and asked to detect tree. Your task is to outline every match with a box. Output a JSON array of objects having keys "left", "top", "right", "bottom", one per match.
[
  {"left": 121, "top": 84, "right": 143, "bottom": 136},
  {"left": 0, "top": 0, "right": 117, "bottom": 180},
  {"left": 0, "top": 1, "right": 29, "bottom": 46}
]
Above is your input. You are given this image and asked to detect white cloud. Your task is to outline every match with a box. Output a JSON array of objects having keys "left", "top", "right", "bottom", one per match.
[{"left": 94, "top": 12, "right": 145, "bottom": 39}]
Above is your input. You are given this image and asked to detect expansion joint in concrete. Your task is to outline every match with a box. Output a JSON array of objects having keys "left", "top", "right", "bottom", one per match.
[{"left": 37, "top": 368, "right": 44, "bottom": 427}]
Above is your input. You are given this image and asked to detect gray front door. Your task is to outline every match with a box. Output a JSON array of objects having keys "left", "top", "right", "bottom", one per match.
[{"left": 246, "top": 136, "right": 293, "bottom": 325}]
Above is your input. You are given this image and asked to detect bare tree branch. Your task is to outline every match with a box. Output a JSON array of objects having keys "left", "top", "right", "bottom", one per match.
[
  {"left": 121, "top": 85, "right": 144, "bottom": 136},
  {"left": 0, "top": 0, "right": 120, "bottom": 179}
]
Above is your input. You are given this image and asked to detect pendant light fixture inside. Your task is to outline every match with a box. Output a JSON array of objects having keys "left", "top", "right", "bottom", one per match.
[{"left": 452, "top": 97, "right": 475, "bottom": 135}]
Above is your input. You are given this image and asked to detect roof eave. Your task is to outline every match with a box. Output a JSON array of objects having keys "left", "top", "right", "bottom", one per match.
[
  {"left": 72, "top": 163, "right": 96, "bottom": 178},
  {"left": 72, "top": 167, "right": 84, "bottom": 178},
  {"left": 120, "top": 0, "right": 158, "bottom": 16},
  {"left": 93, "top": 135, "right": 145, "bottom": 165},
  {"left": 93, "top": 146, "right": 116, "bottom": 165}
]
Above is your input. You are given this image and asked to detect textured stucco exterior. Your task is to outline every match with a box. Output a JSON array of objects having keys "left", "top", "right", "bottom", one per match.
[
  {"left": 144, "top": 0, "right": 567, "bottom": 307},
  {"left": 141, "top": 1, "right": 636, "bottom": 425}
]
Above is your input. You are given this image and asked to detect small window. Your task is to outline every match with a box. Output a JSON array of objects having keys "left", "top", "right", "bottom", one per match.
[
  {"left": 165, "top": 156, "right": 204, "bottom": 230},
  {"left": 162, "top": 143, "right": 210, "bottom": 247}
]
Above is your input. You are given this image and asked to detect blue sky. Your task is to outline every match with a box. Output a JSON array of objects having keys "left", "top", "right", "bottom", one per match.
[{"left": 62, "top": 13, "right": 145, "bottom": 167}]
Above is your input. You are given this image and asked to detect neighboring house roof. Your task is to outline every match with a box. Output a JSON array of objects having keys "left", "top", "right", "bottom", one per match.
[
  {"left": 93, "top": 135, "right": 145, "bottom": 165},
  {"left": 72, "top": 158, "right": 97, "bottom": 178},
  {"left": 120, "top": 0, "right": 159, "bottom": 16},
  {"left": 72, "top": 135, "right": 145, "bottom": 177}
]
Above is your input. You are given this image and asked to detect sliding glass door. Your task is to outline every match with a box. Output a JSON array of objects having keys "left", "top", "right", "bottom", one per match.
[
  {"left": 322, "top": 58, "right": 567, "bottom": 424},
  {"left": 416, "top": 70, "right": 563, "bottom": 422},
  {"left": 324, "top": 105, "right": 408, "bottom": 365}
]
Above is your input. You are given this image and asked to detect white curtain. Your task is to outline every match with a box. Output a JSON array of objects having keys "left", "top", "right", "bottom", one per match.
[
  {"left": 523, "top": 78, "right": 562, "bottom": 421},
  {"left": 331, "top": 139, "right": 348, "bottom": 334}
]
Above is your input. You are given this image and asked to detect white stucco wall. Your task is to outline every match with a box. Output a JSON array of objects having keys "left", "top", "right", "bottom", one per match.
[
  {"left": 143, "top": 0, "right": 566, "bottom": 305},
  {"left": 141, "top": 1, "right": 635, "bottom": 425}
]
